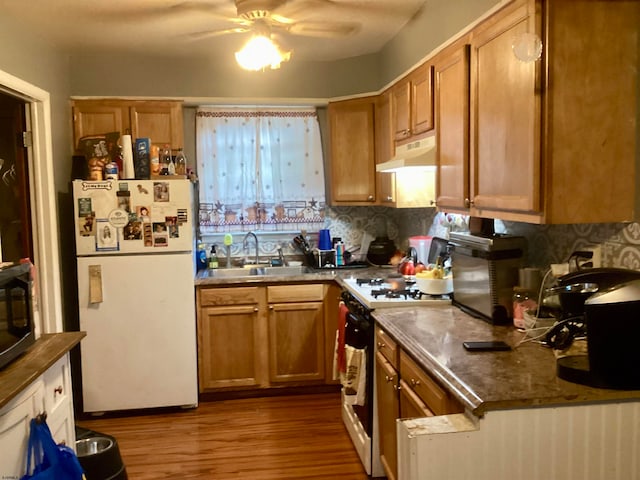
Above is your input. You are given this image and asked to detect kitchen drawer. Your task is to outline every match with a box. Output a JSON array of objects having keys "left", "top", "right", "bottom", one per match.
[
  {"left": 42, "top": 355, "right": 71, "bottom": 418},
  {"left": 399, "top": 378, "right": 435, "bottom": 419},
  {"left": 376, "top": 327, "right": 398, "bottom": 369},
  {"left": 267, "top": 284, "right": 324, "bottom": 303},
  {"left": 199, "top": 287, "right": 262, "bottom": 306},
  {"left": 400, "top": 351, "right": 462, "bottom": 416}
]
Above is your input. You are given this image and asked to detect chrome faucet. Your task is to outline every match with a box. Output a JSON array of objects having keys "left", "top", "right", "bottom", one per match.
[
  {"left": 277, "top": 245, "right": 287, "bottom": 266},
  {"left": 243, "top": 231, "right": 259, "bottom": 265}
]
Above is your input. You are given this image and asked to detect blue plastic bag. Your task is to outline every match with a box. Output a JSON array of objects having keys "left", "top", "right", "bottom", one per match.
[{"left": 21, "top": 416, "right": 85, "bottom": 480}]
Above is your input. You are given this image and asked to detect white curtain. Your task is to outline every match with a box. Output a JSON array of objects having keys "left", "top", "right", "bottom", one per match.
[{"left": 196, "top": 107, "right": 326, "bottom": 231}]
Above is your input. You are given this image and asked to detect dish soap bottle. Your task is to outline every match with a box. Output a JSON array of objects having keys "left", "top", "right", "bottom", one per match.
[{"left": 209, "top": 245, "right": 219, "bottom": 269}]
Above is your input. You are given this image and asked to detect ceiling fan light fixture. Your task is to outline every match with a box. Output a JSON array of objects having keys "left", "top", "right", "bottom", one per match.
[{"left": 235, "top": 34, "right": 291, "bottom": 71}]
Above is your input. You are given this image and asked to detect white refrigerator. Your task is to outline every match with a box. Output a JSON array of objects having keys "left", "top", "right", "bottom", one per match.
[{"left": 72, "top": 179, "right": 198, "bottom": 413}]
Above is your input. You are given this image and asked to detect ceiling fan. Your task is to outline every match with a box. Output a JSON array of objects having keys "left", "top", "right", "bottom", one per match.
[
  {"left": 175, "top": 0, "right": 362, "bottom": 41},
  {"left": 170, "top": 0, "right": 371, "bottom": 69}
]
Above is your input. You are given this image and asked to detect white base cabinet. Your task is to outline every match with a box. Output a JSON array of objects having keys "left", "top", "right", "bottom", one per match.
[
  {"left": 397, "top": 401, "right": 640, "bottom": 480},
  {"left": 0, "top": 353, "right": 76, "bottom": 478}
]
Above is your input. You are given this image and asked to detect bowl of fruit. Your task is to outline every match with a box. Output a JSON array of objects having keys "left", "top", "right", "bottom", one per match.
[{"left": 414, "top": 264, "right": 453, "bottom": 295}]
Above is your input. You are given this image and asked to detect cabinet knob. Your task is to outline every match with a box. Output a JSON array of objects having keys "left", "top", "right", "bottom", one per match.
[
  {"left": 254, "top": 307, "right": 259, "bottom": 312},
  {"left": 54, "top": 386, "right": 63, "bottom": 395},
  {"left": 367, "top": 195, "right": 374, "bottom": 201},
  {"left": 430, "top": 200, "right": 435, "bottom": 206},
  {"left": 386, "top": 196, "right": 393, "bottom": 202},
  {"left": 377, "top": 342, "right": 385, "bottom": 348},
  {"left": 385, "top": 374, "right": 395, "bottom": 383},
  {"left": 410, "top": 378, "right": 421, "bottom": 387},
  {"left": 268, "top": 306, "right": 274, "bottom": 310},
  {"left": 464, "top": 198, "right": 470, "bottom": 208},
  {"left": 394, "top": 384, "right": 402, "bottom": 391}
]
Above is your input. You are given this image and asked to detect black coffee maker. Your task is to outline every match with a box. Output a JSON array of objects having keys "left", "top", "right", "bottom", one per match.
[{"left": 552, "top": 269, "right": 640, "bottom": 389}]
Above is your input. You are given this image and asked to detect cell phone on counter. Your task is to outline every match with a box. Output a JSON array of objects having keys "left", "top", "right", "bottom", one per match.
[{"left": 463, "top": 341, "right": 512, "bottom": 352}]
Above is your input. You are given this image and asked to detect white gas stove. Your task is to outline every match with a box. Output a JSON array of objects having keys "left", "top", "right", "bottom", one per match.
[{"left": 342, "top": 276, "right": 451, "bottom": 309}]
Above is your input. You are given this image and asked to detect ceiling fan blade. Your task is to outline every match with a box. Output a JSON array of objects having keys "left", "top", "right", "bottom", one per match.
[
  {"left": 169, "top": 1, "right": 231, "bottom": 18},
  {"left": 287, "top": 21, "right": 360, "bottom": 38},
  {"left": 186, "top": 27, "right": 251, "bottom": 41},
  {"left": 277, "top": 0, "right": 422, "bottom": 19}
]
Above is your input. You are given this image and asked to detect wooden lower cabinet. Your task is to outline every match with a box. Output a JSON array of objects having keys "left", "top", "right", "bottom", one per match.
[
  {"left": 268, "top": 285, "right": 325, "bottom": 383},
  {"left": 197, "top": 283, "right": 332, "bottom": 393},
  {"left": 375, "top": 351, "right": 399, "bottom": 480},
  {"left": 375, "top": 327, "right": 463, "bottom": 480}
]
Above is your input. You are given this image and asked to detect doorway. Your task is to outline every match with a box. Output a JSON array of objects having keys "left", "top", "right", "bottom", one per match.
[{"left": 0, "top": 92, "right": 32, "bottom": 263}]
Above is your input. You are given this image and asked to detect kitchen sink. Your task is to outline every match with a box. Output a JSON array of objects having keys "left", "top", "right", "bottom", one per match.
[
  {"left": 203, "top": 265, "right": 313, "bottom": 278},
  {"left": 253, "top": 265, "right": 312, "bottom": 276}
]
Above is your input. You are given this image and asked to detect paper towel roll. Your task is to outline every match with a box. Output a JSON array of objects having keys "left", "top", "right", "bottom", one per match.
[{"left": 121, "top": 135, "right": 135, "bottom": 179}]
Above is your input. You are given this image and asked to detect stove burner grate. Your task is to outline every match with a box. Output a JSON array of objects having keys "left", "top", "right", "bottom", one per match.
[{"left": 356, "top": 278, "right": 385, "bottom": 286}]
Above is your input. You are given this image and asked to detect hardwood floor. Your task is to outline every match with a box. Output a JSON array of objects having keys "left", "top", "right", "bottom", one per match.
[{"left": 77, "top": 392, "right": 369, "bottom": 479}]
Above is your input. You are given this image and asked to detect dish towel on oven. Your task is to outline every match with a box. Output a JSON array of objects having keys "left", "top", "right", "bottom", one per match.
[
  {"left": 342, "top": 345, "right": 367, "bottom": 406},
  {"left": 332, "top": 302, "right": 348, "bottom": 380}
]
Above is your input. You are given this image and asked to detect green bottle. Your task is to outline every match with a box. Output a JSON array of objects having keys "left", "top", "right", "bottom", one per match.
[{"left": 209, "top": 245, "right": 219, "bottom": 269}]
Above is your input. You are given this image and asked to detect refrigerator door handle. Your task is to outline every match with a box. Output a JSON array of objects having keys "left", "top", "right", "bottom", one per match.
[{"left": 88, "top": 265, "right": 103, "bottom": 304}]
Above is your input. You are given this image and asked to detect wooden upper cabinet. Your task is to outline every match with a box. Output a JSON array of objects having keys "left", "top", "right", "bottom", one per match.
[
  {"left": 129, "top": 102, "right": 184, "bottom": 150},
  {"left": 327, "top": 97, "right": 377, "bottom": 205},
  {"left": 392, "top": 62, "right": 434, "bottom": 143},
  {"left": 71, "top": 99, "right": 184, "bottom": 153},
  {"left": 434, "top": 42, "right": 471, "bottom": 212},
  {"left": 542, "top": 0, "right": 639, "bottom": 224},
  {"left": 376, "top": 90, "right": 396, "bottom": 205},
  {"left": 433, "top": 0, "right": 639, "bottom": 224},
  {"left": 410, "top": 64, "right": 435, "bottom": 137},
  {"left": 470, "top": 2, "right": 541, "bottom": 216},
  {"left": 72, "top": 102, "right": 127, "bottom": 150}
]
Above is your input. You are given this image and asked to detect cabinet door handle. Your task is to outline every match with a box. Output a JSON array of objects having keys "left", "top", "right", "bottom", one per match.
[
  {"left": 54, "top": 386, "right": 63, "bottom": 395},
  {"left": 385, "top": 374, "right": 395, "bottom": 383},
  {"left": 410, "top": 378, "right": 421, "bottom": 387},
  {"left": 386, "top": 196, "right": 393, "bottom": 202},
  {"left": 377, "top": 342, "right": 385, "bottom": 348},
  {"left": 394, "top": 383, "right": 402, "bottom": 391},
  {"left": 430, "top": 199, "right": 435, "bottom": 206}
]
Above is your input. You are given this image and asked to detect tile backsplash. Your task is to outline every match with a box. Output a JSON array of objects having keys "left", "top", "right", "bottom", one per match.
[
  {"left": 204, "top": 205, "right": 640, "bottom": 271},
  {"left": 324, "top": 207, "right": 640, "bottom": 271}
]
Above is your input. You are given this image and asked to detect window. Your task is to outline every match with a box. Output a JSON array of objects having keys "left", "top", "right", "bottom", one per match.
[{"left": 196, "top": 107, "right": 326, "bottom": 232}]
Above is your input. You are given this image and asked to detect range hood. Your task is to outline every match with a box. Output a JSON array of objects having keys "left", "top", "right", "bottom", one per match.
[{"left": 376, "top": 136, "right": 436, "bottom": 173}]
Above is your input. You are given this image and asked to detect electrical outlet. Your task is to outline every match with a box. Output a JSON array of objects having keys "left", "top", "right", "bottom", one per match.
[{"left": 578, "top": 245, "right": 602, "bottom": 269}]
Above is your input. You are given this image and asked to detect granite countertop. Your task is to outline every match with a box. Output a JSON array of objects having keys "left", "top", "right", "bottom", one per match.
[
  {"left": 373, "top": 306, "right": 640, "bottom": 417},
  {"left": 0, "top": 332, "right": 85, "bottom": 410}
]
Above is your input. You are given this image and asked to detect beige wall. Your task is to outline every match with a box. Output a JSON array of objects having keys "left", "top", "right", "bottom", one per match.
[
  {"left": 68, "top": 52, "right": 380, "bottom": 100},
  {"left": 379, "top": 0, "right": 502, "bottom": 86}
]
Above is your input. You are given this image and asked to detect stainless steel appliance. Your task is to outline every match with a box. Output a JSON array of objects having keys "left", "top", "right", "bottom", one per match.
[
  {"left": 339, "top": 276, "right": 450, "bottom": 477},
  {"left": 0, "top": 262, "right": 34, "bottom": 369},
  {"left": 449, "top": 232, "right": 526, "bottom": 324}
]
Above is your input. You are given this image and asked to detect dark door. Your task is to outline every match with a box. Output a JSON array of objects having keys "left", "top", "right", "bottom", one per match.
[{"left": 0, "top": 93, "right": 32, "bottom": 263}]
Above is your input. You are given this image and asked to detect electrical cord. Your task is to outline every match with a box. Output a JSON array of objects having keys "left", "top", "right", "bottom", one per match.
[{"left": 515, "top": 268, "right": 557, "bottom": 347}]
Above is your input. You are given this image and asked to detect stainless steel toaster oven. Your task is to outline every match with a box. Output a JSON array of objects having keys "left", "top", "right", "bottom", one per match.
[{"left": 449, "top": 232, "right": 527, "bottom": 324}]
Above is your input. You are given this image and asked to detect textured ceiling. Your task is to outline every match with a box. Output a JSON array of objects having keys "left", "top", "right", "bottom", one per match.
[{"left": 1, "top": 0, "right": 427, "bottom": 61}]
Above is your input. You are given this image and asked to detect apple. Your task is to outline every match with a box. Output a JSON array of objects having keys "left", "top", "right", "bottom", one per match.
[{"left": 414, "top": 262, "right": 427, "bottom": 273}]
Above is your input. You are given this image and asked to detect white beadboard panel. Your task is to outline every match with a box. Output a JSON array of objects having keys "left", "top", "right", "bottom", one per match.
[{"left": 398, "top": 402, "right": 640, "bottom": 480}]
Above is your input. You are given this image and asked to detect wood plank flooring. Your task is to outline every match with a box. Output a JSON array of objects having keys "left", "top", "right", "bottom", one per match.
[{"left": 77, "top": 392, "right": 369, "bottom": 480}]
